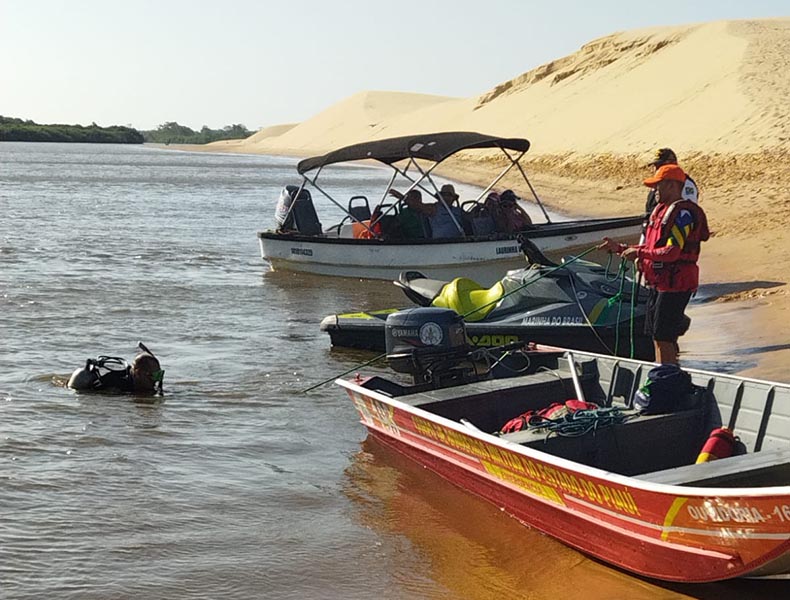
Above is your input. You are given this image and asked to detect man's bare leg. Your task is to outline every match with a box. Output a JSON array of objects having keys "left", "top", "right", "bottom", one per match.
[{"left": 655, "top": 340, "right": 679, "bottom": 365}]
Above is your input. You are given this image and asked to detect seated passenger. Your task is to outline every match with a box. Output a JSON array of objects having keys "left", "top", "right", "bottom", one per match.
[
  {"left": 427, "top": 184, "right": 466, "bottom": 239},
  {"left": 486, "top": 189, "right": 533, "bottom": 233},
  {"left": 389, "top": 189, "right": 428, "bottom": 239}
]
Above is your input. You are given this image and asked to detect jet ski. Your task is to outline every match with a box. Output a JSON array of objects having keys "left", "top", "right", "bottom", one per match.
[{"left": 320, "top": 240, "right": 655, "bottom": 360}]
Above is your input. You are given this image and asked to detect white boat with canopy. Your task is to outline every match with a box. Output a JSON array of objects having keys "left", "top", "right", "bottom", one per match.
[{"left": 258, "top": 132, "right": 643, "bottom": 283}]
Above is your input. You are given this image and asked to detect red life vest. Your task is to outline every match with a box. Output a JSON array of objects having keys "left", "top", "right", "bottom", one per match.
[{"left": 639, "top": 200, "right": 709, "bottom": 292}]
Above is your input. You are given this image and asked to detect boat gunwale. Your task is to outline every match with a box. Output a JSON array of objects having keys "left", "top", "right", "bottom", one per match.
[{"left": 258, "top": 214, "right": 645, "bottom": 246}]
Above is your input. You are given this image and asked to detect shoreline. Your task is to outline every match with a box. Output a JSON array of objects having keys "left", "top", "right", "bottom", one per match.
[{"left": 157, "top": 141, "right": 790, "bottom": 381}]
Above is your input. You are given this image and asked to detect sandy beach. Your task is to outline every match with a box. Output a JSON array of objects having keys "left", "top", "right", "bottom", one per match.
[{"left": 175, "top": 17, "right": 790, "bottom": 379}]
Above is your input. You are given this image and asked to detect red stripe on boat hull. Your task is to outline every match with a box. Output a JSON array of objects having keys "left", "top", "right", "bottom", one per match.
[{"left": 366, "top": 428, "right": 789, "bottom": 582}]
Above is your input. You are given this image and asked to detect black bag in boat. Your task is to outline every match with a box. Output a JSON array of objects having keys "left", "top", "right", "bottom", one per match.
[{"left": 633, "top": 364, "right": 693, "bottom": 414}]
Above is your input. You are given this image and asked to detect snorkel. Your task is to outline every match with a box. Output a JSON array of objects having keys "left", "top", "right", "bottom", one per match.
[{"left": 136, "top": 341, "right": 164, "bottom": 393}]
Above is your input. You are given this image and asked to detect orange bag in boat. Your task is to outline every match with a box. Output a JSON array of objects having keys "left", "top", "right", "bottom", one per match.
[
  {"left": 696, "top": 427, "right": 737, "bottom": 463},
  {"left": 352, "top": 220, "right": 379, "bottom": 239}
]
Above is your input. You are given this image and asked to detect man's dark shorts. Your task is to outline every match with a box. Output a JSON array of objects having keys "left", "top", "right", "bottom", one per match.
[{"left": 645, "top": 289, "right": 693, "bottom": 343}]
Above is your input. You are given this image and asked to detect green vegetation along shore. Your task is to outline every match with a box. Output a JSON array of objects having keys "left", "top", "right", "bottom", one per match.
[
  {"left": 0, "top": 117, "right": 254, "bottom": 145},
  {"left": 141, "top": 122, "right": 253, "bottom": 144},
  {"left": 0, "top": 116, "right": 144, "bottom": 143}
]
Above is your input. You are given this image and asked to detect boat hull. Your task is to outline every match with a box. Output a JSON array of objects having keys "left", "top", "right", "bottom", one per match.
[
  {"left": 258, "top": 216, "right": 643, "bottom": 283},
  {"left": 340, "top": 380, "right": 790, "bottom": 582},
  {"left": 321, "top": 311, "right": 655, "bottom": 360}
]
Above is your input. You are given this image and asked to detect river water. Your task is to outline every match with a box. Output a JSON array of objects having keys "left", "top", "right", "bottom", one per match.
[{"left": 0, "top": 143, "right": 784, "bottom": 599}]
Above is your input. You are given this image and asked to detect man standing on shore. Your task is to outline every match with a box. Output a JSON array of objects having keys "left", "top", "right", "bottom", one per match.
[{"left": 601, "top": 164, "right": 709, "bottom": 365}]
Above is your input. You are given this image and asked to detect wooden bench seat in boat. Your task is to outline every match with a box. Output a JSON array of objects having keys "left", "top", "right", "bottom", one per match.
[{"left": 638, "top": 447, "right": 790, "bottom": 487}]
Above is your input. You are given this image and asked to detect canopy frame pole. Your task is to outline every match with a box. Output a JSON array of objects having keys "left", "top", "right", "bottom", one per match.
[
  {"left": 378, "top": 168, "right": 399, "bottom": 207},
  {"left": 362, "top": 168, "right": 401, "bottom": 231},
  {"left": 303, "top": 167, "right": 380, "bottom": 238},
  {"left": 366, "top": 158, "right": 431, "bottom": 229},
  {"left": 366, "top": 159, "right": 429, "bottom": 228},
  {"left": 383, "top": 158, "right": 439, "bottom": 201},
  {"left": 464, "top": 147, "right": 552, "bottom": 224},
  {"left": 470, "top": 149, "right": 525, "bottom": 201},
  {"left": 503, "top": 148, "right": 552, "bottom": 223},
  {"left": 389, "top": 158, "right": 441, "bottom": 198}
]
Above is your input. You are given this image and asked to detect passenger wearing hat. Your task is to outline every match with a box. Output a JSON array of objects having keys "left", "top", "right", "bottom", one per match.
[
  {"left": 424, "top": 183, "right": 466, "bottom": 238},
  {"left": 600, "top": 164, "right": 709, "bottom": 365}
]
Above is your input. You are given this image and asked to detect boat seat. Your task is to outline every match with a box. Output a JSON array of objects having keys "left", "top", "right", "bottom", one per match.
[
  {"left": 431, "top": 277, "right": 505, "bottom": 322},
  {"left": 348, "top": 196, "right": 371, "bottom": 222},
  {"left": 500, "top": 407, "right": 707, "bottom": 476},
  {"left": 639, "top": 447, "right": 790, "bottom": 487}
]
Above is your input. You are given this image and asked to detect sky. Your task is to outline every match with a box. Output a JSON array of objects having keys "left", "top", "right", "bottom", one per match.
[{"left": 1, "top": 0, "right": 787, "bottom": 131}]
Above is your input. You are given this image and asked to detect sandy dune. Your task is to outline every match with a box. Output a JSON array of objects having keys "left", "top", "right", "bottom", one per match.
[
  {"left": 240, "top": 90, "right": 458, "bottom": 155},
  {"left": 204, "top": 17, "right": 790, "bottom": 377},
  {"left": 237, "top": 19, "right": 790, "bottom": 157}
]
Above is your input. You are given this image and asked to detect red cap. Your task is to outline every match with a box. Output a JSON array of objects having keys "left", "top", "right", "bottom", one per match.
[{"left": 644, "top": 164, "right": 686, "bottom": 188}]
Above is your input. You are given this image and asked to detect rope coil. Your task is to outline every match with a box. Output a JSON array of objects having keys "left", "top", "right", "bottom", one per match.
[{"left": 528, "top": 406, "right": 636, "bottom": 439}]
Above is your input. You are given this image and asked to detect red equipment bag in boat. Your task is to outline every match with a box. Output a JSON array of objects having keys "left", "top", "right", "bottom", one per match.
[
  {"left": 499, "top": 399, "right": 599, "bottom": 434},
  {"left": 696, "top": 427, "right": 738, "bottom": 463}
]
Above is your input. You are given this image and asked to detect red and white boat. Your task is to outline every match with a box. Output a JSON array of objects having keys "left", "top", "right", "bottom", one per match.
[{"left": 337, "top": 343, "right": 790, "bottom": 582}]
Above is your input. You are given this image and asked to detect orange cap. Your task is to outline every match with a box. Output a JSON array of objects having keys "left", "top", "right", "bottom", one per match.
[{"left": 643, "top": 164, "right": 686, "bottom": 187}]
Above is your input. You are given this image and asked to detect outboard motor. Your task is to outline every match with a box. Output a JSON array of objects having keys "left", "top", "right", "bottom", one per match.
[
  {"left": 385, "top": 307, "right": 474, "bottom": 386},
  {"left": 274, "top": 185, "right": 322, "bottom": 235}
]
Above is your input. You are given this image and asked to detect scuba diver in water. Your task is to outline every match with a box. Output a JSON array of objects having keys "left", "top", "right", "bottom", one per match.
[{"left": 67, "top": 342, "right": 164, "bottom": 394}]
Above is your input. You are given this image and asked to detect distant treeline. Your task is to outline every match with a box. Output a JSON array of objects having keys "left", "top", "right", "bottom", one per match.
[
  {"left": 142, "top": 122, "right": 253, "bottom": 144},
  {"left": 0, "top": 116, "right": 145, "bottom": 143}
]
